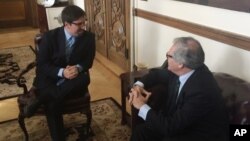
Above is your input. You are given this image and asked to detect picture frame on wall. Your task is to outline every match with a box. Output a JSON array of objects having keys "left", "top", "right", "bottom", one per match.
[{"left": 174, "top": 0, "right": 250, "bottom": 13}]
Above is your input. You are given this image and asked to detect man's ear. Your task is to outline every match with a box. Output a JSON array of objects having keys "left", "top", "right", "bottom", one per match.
[
  {"left": 178, "top": 63, "right": 184, "bottom": 69},
  {"left": 64, "top": 22, "right": 71, "bottom": 27}
]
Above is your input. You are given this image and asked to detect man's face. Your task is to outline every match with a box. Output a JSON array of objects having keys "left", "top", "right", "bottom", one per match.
[
  {"left": 166, "top": 45, "right": 181, "bottom": 75},
  {"left": 65, "top": 16, "right": 86, "bottom": 37}
]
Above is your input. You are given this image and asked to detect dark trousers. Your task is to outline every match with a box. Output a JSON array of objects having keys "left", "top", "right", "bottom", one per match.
[
  {"left": 37, "top": 73, "right": 89, "bottom": 141},
  {"left": 130, "top": 124, "right": 164, "bottom": 141},
  {"left": 130, "top": 123, "right": 228, "bottom": 141},
  {"left": 45, "top": 101, "right": 65, "bottom": 141},
  {"left": 130, "top": 123, "right": 201, "bottom": 141}
]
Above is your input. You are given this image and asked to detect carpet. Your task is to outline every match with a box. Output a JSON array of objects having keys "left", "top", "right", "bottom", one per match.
[
  {"left": 0, "top": 46, "right": 35, "bottom": 99},
  {"left": 0, "top": 98, "right": 131, "bottom": 141}
]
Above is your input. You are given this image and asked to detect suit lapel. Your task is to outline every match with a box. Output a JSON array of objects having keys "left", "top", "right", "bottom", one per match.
[
  {"left": 57, "top": 27, "right": 67, "bottom": 63},
  {"left": 163, "top": 75, "right": 179, "bottom": 115},
  {"left": 175, "top": 66, "right": 203, "bottom": 105},
  {"left": 176, "top": 77, "right": 191, "bottom": 106},
  {"left": 72, "top": 32, "right": 87, "bottom": 51},
  {"left": 71, "top": 36, "right": 80, "bottom": 56}
]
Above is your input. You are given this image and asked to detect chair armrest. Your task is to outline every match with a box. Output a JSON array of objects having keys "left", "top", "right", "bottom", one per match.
[
  {"left": 120, "top": 59, "right": 167, "bottom": 88},
  {"left": 120, "top": 69, "right": 149, "bottom": 86},
  {"left": 34, "top": 33, "right": 43, "bottom": 55}
]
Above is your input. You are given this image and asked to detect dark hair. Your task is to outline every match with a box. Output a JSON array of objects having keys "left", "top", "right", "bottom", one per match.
[
  {"left": 172, "top": 37, "right": 205, "bottom": 69},
  {"left": 61, "top": 5, "right": 86, "bottom": 25}
]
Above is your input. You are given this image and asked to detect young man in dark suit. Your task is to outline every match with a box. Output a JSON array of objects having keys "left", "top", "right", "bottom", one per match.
[
  {"left": 23, "top": 5, "right": 95, "bottom": 141},
  {"left": 129, "top": 37, "right": 229, "bottom": 141}
]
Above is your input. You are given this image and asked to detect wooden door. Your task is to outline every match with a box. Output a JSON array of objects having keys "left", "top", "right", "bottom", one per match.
[
  {"left": 85, "top": 0, "right": 130, "bottom": 71},
  {"left": 106, "top": 0, "right": 130, "bottom": 71},
  {"left": 0, "top": 0, "right": 38, "bottom": 28},
  {"left": 85, "top": 0, "right": 108, "bottom": 57}
]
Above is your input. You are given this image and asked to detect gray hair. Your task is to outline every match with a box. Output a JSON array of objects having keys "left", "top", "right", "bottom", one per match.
[{"left": 172, "top": 37, "right": 205, "bottom": 69}]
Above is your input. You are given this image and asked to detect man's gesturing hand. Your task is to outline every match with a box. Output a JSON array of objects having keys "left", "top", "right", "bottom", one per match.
[{"left": 128, "top": 87, "right": 152, "bottom": 109}]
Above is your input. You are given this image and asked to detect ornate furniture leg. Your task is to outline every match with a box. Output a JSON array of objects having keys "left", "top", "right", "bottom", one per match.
[
  {"left": 86, "top": 109, "right": 92, "bottom": 135},
  {"left": 120, "top": 73, "right": 128, "bottom": 125},
  {"left": 18, "top": 114, "right": 29, "bottom": 141}
]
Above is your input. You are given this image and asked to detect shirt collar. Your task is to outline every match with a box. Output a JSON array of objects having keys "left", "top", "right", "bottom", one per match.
[
  {"left": 179, "top": 70, "right": 195, "bottom": 84},
  {"left": 64, "top": 28, "right": 73, "bottom": 40},
  {"left": 178, "top": 70, "right": 195, "bottom": 92}
]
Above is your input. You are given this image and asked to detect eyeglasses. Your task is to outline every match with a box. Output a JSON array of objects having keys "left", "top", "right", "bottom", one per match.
[{"left": 71, "top": 21, "right": 85, "bottom": 27}]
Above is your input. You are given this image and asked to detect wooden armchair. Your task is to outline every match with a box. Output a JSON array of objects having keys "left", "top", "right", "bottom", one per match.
[{"left": 16, "top": 34, "right": 92, "bottom": 141}]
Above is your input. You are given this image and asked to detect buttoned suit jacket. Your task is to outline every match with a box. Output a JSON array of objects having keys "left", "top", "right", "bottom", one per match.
[
  {"left": 139, "top": 65, "right": 229, "bottom": 141},
  {"left": 34, "top": 27, "right": 96, "bottom": 90}
]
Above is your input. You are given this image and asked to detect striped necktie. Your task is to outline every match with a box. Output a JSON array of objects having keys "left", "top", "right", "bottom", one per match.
[
  {"left": 57, "top": 37, "right": 74, "bottom": 86},
  {"left": 175, "top": 78, "right": 180, "bottom": 103},
  {"left": 65, "top": 37, "right": 74, "bottom": 62}
]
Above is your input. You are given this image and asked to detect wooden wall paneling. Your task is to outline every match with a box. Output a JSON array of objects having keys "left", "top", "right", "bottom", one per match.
[
  {"left": 0, "top": 0, "right": 38, "bottom": 28},
  {"left": 30, "top": 0, "right": 39, "bottom": 27},
  {"left": 37, "top": 5, "right": 49, "bottom": 33},
  {"left": 0, "top": 0, "right": 26, "bottom": 27},
  {"left": 92, "top": 0, "right": 108, "bottom": 57},
  {"left": 85, "top": 0, "right": 130, "bottom": 71}
]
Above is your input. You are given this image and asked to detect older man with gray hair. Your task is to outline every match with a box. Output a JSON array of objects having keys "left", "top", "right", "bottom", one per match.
[{"left": 129, "top": 37, "right": 229, "bottom": 141}]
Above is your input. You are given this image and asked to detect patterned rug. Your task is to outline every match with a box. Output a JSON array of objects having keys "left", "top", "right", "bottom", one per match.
[
  {"left": 0, "top": 98, "right": 131, "bottom": 141},
  {"left": 0, "top": 46, "right": 35, "bottom": 99}
]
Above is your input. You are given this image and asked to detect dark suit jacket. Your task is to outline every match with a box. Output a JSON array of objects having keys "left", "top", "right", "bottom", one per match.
[
  {"left": 34, "top": 27, "right": 95, "bottom": 90},
  {"left": 140, "top": 65, "right": 229, "bottom": 141}
]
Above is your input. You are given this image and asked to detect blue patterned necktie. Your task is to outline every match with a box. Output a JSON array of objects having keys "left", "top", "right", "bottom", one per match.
[
  {"left": 65, "top": 37, "right": 74, "bottom": 62},
  {"left": 57, "top": 37, "right": 74, "bottom": 86}
]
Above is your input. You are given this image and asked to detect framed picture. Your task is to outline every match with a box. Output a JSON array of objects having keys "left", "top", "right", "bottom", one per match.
[{"left": 174, "top": 0, "right": 250, "bottom": 13}]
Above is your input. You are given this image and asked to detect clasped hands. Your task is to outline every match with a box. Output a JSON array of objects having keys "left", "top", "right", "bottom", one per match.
[
  {"left": 63, "top": 65, "right": 79, "bottom": 79},
  {"left": 128, "top": 85, "right": 152, "bottom": 110}
]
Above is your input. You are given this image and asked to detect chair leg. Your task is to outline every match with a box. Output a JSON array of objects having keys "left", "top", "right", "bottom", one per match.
[
  {"left": 18, "top": 113, "right": 29, "bottom": 141},
  {"left": 86, "top": 109, "right": 92, "bottom": 135}
]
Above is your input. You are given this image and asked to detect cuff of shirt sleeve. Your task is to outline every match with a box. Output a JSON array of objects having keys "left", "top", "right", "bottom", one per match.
[
  {"left": 138, "top": 104, "right": 151, "bottom": 120},
  {"left": 76, "top": 64, "right": 83, "bottom": 72},
  {"left": 134, "top": 81, "right": 144, "bottom": 87},
  {"left": 58, "top": 68, "right": 64, "bottom": 77}
]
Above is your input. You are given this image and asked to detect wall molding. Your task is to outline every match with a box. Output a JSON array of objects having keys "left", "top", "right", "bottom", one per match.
[{"left": 134, "top": 8, "right": 250, "bottom": 52}]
